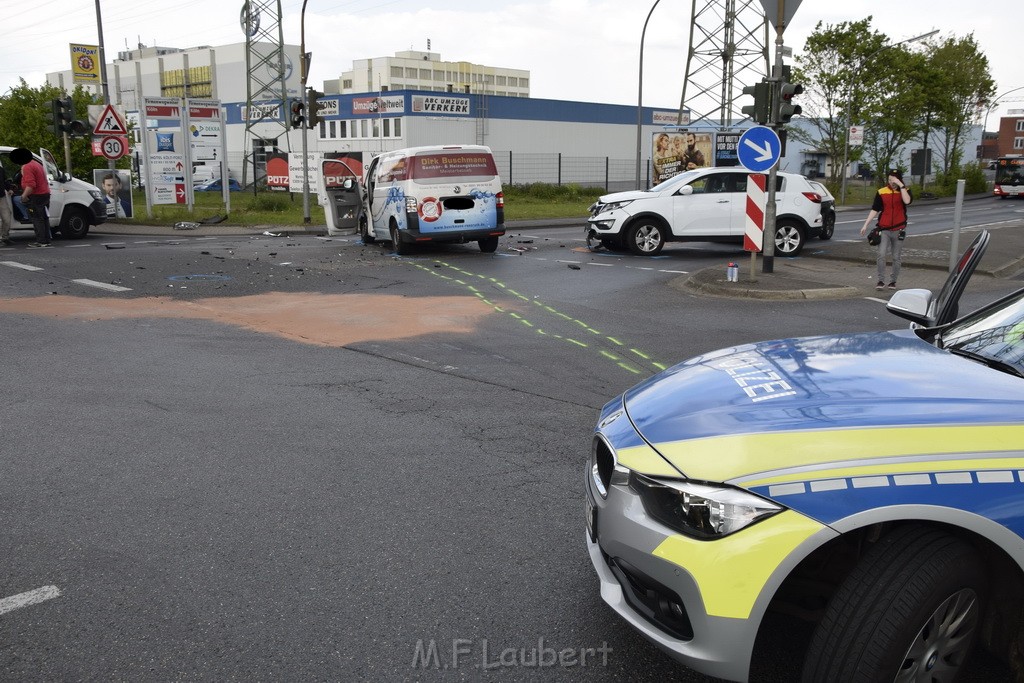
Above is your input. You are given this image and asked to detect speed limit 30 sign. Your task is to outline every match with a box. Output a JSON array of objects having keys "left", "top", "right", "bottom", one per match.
[{"left": 100, "top": 135, "right": 128, "bottom": 159}]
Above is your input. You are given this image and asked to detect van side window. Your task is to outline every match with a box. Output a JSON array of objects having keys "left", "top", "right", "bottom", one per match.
[{"left": 377, "top": 157, "right": 409, "bottom": 183}]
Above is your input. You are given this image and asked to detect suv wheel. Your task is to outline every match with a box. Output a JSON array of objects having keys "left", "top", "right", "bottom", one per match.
[
  {"left": 626, "top": 218, "right": 666, "bottom": 256},
  {"left": 774, "top": 220, "right": 805, "bottom": 256}
]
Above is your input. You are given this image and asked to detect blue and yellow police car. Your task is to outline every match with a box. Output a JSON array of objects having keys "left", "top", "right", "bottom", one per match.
[{"left": 586, "top": 232, "right": 1024, "bottom": 681}]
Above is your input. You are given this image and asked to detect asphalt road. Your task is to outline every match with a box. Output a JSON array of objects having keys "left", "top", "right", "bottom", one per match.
[{"left": 0, "top": 230, "right": 1015, "bottom": 681}]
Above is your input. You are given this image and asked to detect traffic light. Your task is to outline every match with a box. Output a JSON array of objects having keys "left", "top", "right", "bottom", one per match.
[
  {"left": 289, "top": 98, "right": 304, "bottom": 128},
  {"left": 777, "top": 81, "right": 803, "bottom": 124},
  {"left": 47, "top": 97, "right": 87, "bottom": 137},
  {"left": 741, "top": 80, "right": 771, "bottom": 125},
  {"left": 306, "top": 88, "right": 323, "bottom": 128}
]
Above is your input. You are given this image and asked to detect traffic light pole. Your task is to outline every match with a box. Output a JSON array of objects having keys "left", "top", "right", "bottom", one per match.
[
  {"left": 300, "top": 0, "right": 312, "bottom": 225},
  {"left": 762, "top": 25, "right": 786, "bottom": 274}
]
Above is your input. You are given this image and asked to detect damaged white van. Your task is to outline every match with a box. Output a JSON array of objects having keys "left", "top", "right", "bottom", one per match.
[{"left": 360, "top": 145, "right": 505, "bottom": 254}]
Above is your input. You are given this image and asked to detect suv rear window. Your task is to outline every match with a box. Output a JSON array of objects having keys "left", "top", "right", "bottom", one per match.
[{"left": 411, "top": 152, "right": 498, "bottom": 181}]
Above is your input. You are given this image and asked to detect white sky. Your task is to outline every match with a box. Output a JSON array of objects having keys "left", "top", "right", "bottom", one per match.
[{"left": 4, "top": 0, "right": 1020, "bottom": 126}]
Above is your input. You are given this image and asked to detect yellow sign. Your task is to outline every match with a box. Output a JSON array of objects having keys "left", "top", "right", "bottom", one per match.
[{"left": 70, "top": 44, "right": 100, "bottom": 84}]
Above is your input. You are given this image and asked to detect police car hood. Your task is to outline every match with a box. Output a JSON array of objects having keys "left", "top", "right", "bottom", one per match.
[{"left": 623, "top": 328, "right": 1024, "bottom": 483}]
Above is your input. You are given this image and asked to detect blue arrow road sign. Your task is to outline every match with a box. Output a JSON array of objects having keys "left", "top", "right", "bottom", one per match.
[{"left": 738, "top": 126, "right": 781, "bottom": 172}]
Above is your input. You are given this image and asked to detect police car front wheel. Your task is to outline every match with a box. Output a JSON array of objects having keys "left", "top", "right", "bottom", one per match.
[{"left": 802, "top": 525, "right": 985, "bottom": 682}]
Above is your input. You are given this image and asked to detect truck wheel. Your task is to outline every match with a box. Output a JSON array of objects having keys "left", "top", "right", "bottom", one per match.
[
  {"left": 59, "top": 206, "right": 91, "bottom": 239},
  {"left": 774, "top": 220, "right": 805, "bottom": 256},
  {"left": 478, "top": 236, "right": 499, "bottom": 253},
  {"left": 625, "top": 218, "right": 666, "bottom": 256},
  {"left": 359, "top": 216, "right": 375, "bottom": 244},
  {"left": 390, "top": 223, "right": 409, "bottom": 256},
  {"left": 801, "top": 525, "right": 985, "bottom": 683}
]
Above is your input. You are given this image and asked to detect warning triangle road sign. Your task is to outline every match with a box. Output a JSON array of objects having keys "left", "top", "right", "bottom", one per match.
[{"left": 93, "top": 104, "right": 127, "bottom": 136}]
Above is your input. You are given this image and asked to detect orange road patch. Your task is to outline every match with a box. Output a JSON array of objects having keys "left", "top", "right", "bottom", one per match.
[{"left": 0, "top": 292, "right": 493, "bottom": 347}]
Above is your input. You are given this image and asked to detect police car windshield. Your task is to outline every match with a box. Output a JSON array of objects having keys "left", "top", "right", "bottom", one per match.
[{"left": 941, "top": 289, "right": 1024, "bottom": 377}]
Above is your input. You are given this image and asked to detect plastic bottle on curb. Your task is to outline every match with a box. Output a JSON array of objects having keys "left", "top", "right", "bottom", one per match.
[{"left": 727, "top": 262, "right": 739, "bottom": 282}]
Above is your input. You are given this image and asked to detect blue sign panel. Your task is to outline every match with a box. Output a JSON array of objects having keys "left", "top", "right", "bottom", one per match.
[{"left": 737, "top": 126, "right": 782, "bottom": 172}]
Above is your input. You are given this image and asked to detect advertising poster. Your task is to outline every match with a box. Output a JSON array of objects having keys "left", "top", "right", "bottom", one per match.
[
  {"left": 715, "top": 132, "right": 741, "bottom": 167},
  {"left": 70, "top": 44, "right": 100, "bottom": 84},
  {"left": 92, "top": 169, "right": 133, "bottom": 219},
  {"left": 651, "top": 131, "right": 713, "bottom": 184},
  {"left": 269, "top": 152, "right": 364, "bottom": 193}
]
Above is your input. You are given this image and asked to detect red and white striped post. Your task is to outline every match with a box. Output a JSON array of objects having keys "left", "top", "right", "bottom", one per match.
[{"left": 745, "top": 173, "right": 767, "bottom": 279}]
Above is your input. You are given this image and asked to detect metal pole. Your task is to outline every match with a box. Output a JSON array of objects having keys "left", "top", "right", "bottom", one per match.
[
  {"left": 300, "top": 0, "right": 311, "bottom": 224},
  {"left": 94, "top": 0, "right": 116, "bottom": 172},
  {"left": 635, "top": 0, "right": 662, "bottom": 190},
  {"left": 762, "top": 16, "right": 784, "bottom": 274}
]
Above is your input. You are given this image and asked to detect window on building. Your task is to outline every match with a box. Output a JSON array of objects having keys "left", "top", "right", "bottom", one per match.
[
  {"left": 372, "top": 119, "right": 380, "bottom": 138},
  {"left": 1015, "top": 137, "right": 1024, "bottom": 150},
  {"left": 319, "top": 121, "right": 326, "bottom": 138},
  {"left": 419, "top": 68, "right": 431, "bottom": 79},
  {"left": 343, "top": 79, "right": 353, "bottom": 89},
  {"left": 519, "top": 77, "right": 529, "bottom": 88},
  {"left": 406, "top": 67, "right": 418, "bottom": 79},
  {"left": 394, "top": 118, "right": 401, "bottom": 137},
  {"left": 383, "top": 119, "right": 390, "bottom": 137},
  {"left": 392, "top": 82, "right": 403, "bottom": 90},
  {"left": 391, "top": 66, "right": 403, "bottom": 78},
  {"left": 496, "top": 75, "right": 507, "bottom": 86},
  {"left": 360, "top": 119, "right": 368, "bottom": 138},
  {"left": 1017, "top": 120, "right": 1024, "bottom": 132},
  {"left": 329, "top": 121, "right": 337, "bottom": 138},
  {"left": 433, "top": 70, "right": 445, "bottom": 81}
]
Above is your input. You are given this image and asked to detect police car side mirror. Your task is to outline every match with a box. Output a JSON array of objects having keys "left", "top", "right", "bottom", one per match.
[{"left": 886, "top": 288, "right": 934, "bottom": 326}]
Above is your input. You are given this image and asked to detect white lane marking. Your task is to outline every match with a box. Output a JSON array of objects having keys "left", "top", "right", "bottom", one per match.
[
  {"left": 0, "top": 585, "right": 62, "bottom": 616},
  {"left": 585, "top": 262, "right": 614, "bottom": 267},
  {"left": 65, "top": 243, "right": 91, "bottom": 248},
  {"left": 71, "top": 279, "right": 132, "bottom": 292},
  {"left": 659, "top": 269, "right": 689, "bottom": 274},
  {"left": 1, "top": 261, "right": 44, "bottom": 271}
]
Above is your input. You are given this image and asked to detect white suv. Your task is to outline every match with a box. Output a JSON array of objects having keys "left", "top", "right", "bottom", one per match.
[{"left": 586, "top": 168, "right": 826, "bottom": 256}]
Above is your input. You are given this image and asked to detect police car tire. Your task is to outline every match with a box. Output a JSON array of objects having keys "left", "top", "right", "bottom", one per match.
[
  {"left": 801, "top": 525, "right": 985, "bottom": 683},
  {"left": 626, "top": 218, "right": 666, "bottom": 256}
]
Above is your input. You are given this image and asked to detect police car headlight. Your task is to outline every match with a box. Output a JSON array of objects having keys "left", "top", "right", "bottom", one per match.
[{"left": 630, "top": 473, "right": 783, "bottom": 539}]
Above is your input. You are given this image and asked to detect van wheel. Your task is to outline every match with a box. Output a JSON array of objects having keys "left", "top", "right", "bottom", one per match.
[
  {"left": 359, "top": 216, "right": 375, "bottom": 244},
  {"left": 774, "top": 220, "right": 805, "bottom": 256},
  {"left": 478, "top": 236, "right": 499, "bottom": 253},
  {"left": 626, "top": 218, "right": 666, "bottom": 255},
  {"left": 390, "top": 224, "right": 409, "bottom": 255},
  {"left": 801, "top": 526, "right": 985, "bottom": 683},
  {"left": 59, "top": 206, "right": 91, "bottom": 239}
]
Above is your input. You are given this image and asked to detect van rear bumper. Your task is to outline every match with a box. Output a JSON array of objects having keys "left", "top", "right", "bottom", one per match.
[{"left": 399, "top": 225, "right": 506, "bottom": 244}]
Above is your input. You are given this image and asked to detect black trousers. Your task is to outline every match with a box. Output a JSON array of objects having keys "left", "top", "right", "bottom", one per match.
[{"left": 26, "top": 194, "right": 50, "bottom": 243}]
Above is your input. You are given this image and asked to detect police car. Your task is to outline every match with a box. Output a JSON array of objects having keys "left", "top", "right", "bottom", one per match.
[{"left": 586, "top": 231, "right": 1024, "bottom": 681}]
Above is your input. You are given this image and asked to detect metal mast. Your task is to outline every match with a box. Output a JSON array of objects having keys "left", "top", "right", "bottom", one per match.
[
  {"left": 678, "top": 0, "right": 769, "bottom": 127},
  {"left": 241, "top": 0, "right": 290, "bottom": 188}
]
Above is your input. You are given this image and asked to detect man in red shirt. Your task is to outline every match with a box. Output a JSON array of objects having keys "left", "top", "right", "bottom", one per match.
[
  {"left": 9, "top": 147, "right": 51, "bottom": 248},
  {"left": 859, "top": 168, "right": 912, "bottom": 289}
]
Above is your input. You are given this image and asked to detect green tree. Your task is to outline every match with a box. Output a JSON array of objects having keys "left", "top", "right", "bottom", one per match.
[
  {"left": 922, "top": 35, "right": 995, "bottom": 175},
  {"left": 791, "top": 18, "right": 889, "bottom": 186},
  {"left": 0, "top": 79, "right": 119, "bottom": 180},
  {"left": 860, "top": 49, "right": 930, "bottom": 183}
]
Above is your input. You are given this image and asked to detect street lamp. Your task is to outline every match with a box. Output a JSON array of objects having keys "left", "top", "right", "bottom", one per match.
[
  {"left": 839, "top": 29, "right": 938, "bottom": 205},
  {"left": 635, "top": 0, "right": 662, "bottom": 190},
  {"left": 982, "top": 85, "right": 1024, "bottom": 138}
]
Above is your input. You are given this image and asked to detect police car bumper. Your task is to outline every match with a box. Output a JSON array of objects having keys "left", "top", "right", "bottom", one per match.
[{"left": 585, "top": 458, "right": 830, "bottom": 682}]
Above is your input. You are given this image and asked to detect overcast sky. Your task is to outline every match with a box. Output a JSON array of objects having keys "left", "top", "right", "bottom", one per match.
[{"left": 4, "top": 0, "right": 1020, "bottom": 126}]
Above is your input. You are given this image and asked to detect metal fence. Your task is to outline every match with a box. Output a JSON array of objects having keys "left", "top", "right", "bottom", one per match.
[{"left": 492, "top": 151, "right": 648, "bottom": 192}]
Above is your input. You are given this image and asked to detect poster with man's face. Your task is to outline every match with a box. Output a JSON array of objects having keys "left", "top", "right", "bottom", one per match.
[
  {"left": 93, "top": 169, "right": 133, "bottom": 219},
  {"left": 651, "top": 132, "right": 714, "bottom": 184}
]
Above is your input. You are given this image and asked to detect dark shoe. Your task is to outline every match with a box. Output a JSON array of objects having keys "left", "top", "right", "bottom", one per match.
[
  {"left": 875, "top": 281, "right": 885, "bottom": 290},
  {"left": 0, "top": 238, "right": 12, "bottom": 246},
  {"left": 887, "top": 281, "right": 897, "bottom": 289},
  {"left": 26, "top": 242, "right": 51, "bottom": 248}
]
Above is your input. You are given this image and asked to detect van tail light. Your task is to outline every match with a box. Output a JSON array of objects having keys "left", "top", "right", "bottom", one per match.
[
  {"left": 496, "top": 191, "right": 504, "bottom": 209},
  {"left": 405, "top": 196, "right": 418, "bottom": 213},
  {"left": 802, "top": 192, "right": 822, "bottom": 204}
]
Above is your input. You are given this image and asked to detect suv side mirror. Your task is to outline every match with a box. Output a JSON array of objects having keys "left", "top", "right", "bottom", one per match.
[{"left": 677, "top": 185, "right": 694, "bottom": 196}]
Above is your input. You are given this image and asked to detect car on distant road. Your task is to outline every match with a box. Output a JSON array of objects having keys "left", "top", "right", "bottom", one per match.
[
  {"left": 586, "top": 168, "right": 825, "bottom": 256},
  {"left": 807, "top": 180, "right": 835, "bottom": 240},
  {"left": 195, "top": 178, "right": 242, "bottom": 192},
  {"left": 586, "top": 230, "right": 1024, "bottom": 681}
]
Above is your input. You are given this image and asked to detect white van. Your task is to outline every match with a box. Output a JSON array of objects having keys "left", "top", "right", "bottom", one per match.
[
  {"left": 360, "top": 145, "right": 505, "bottom": 254},
  {"left": 1, "top": 146, "right": 107, "bottom": 238}
]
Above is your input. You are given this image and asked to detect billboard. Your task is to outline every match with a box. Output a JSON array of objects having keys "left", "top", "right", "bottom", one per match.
[
  {"left": 92, "top": 169, "right": 133, "bottom": 219},
  {"left": 652, "top": 131, "right": 713, "bottom": 184}
]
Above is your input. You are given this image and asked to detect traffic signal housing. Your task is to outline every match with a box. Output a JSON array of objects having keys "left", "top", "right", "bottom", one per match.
[
  {"left": 289, "top": 98, "right": 305, "bottom": 128},
  {"left": 46, "top": 97, "right": 87, "bottom": 137},
  {"left": 306, "top": 88, "right": 323, "bottom": 128},
  {"left": 741, "top": 80, "right": 771, "bottom": 125},
  {"left": 778, "top": 81, "right": 804, "bottom": 124}
]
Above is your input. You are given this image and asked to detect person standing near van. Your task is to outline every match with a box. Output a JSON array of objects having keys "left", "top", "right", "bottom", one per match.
[
  {"left": 859, "top": 168, "right": 911, "bottom": 289},
  {"left": 10, "top": 147, "right": 51, "bottom": 248}
]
